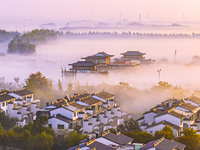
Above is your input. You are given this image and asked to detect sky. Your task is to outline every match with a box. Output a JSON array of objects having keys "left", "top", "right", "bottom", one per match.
[{"left": 1, "top": 0, "right": 200, "bottom": 22}]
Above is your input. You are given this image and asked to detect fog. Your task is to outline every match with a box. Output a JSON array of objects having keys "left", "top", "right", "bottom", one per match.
[
  {"left": 1, "top": 0, "right": 200, "bottom": 115},
  {"left": 1, "top": 0, "right": 200, "bottom": 22},
  {"left": 1, "top": 36, "right": 200, "bottom": 91}
]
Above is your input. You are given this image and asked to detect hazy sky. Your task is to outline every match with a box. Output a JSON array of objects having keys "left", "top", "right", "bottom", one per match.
[{"left": 1, "top": 0, "right": 200, "bottom": 22}]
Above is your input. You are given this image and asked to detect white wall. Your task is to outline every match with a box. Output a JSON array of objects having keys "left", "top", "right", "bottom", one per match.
[
  {"left": 146, "top": 124, "right": 179, "bottom": 138},
  {"left": 144, "top": 112, "right": 157, "bottom": 126},
  {"left": 50, "top": 107, "right": 74, "bottom": 120},
  {"left": 155, "top": 114, "right": 180, "bottom": 127},
  {"left": 48, "top": 117, "right": 69, "bottom": 132}
]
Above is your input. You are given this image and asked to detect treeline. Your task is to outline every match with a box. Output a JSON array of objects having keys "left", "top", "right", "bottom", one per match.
[
  {"left": 7, "top": 29, "right": 61, "bottom": 54},
  {"left": 65, "top": 31, "right": 200, "bottom": 39},
  {"left": 0, "top": 29, "right": 19, "bottom": 42},
  {"left": 0, "top": 112, "right": 87, "bottom": 150}
]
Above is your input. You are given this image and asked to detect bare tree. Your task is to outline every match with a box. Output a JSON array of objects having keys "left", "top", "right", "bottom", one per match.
[
  {"left": 14, "top": 77, "right": 20, "bottom": 84},
  {"left": 0, "top": 77, "right": 5, "bottom": 83}
]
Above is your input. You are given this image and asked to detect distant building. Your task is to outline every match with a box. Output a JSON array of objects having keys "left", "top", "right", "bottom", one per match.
[
  {"left": 121, "top": 51, "right": 146, "bottom": 61},
  {"left": 0, "top": 88, "right": 40, "bottom": 126},
  {"left": 68, "top": 61, "right": 98, "bottom": 73},
  {"left": 140, "top": 136, "right": 186, "bottom": 150},
  {"left": 81, "top": 52, "right": 114, "bottom": 65}
]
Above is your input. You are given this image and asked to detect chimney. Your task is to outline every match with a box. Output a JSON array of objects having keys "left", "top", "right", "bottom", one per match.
[
  {"left": 46, "top": 103, "right": 49, "bottom": 106},
  {"left": 53, "top": 114, "right": 56, "bottom": 117}
]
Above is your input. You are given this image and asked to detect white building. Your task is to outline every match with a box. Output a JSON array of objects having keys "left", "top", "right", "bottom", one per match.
[
  {"left": 137, "top": 96, "right": 200, "bottom": 137},
  {"left": 0, "top": 88, "right": 40, "bottom": 126},
  {"left": 42, "top": 90, "right": 129, "bottom": 134}
]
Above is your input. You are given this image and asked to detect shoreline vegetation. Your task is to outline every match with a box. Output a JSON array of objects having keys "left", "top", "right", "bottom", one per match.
[{"left": 7, "top": 29, "right": 60, "bottom": 54}]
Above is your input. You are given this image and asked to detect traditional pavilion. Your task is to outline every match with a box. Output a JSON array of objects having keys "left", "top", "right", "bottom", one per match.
[
  {"left": 81, "top": 52, "right": 114, "bottom": 65},
  {"left": 68, "top": 61, "right": 98, "bottom": 73},
  {"left": 121, "top": 51, "right": 146, "bottom": 61}
]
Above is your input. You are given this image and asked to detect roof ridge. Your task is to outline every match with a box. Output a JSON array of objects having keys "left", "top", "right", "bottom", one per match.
[
  {"left": 11, "top": 88, "right": 25, "bottom": 92},
  {"left": 154, "top": 136, "right": 165, "bottom": 147},
  {"left": 188, "top": 94, "right": 195, "bottom": 100}
]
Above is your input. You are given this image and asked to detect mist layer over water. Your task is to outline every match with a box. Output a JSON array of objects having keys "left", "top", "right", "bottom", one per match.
[{"left": 1, "top": 37, "right": 200, "bottom": 91}]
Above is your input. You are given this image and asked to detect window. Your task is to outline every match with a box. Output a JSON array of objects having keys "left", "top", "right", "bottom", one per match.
[
  {"left": 6, "top": 110, "right": 8, "bottom": 114},
  {"left": 2, "top": 102, "right": 5, "bottom": 107},
  {"left": 74, "top": 112, "right": 76, "bottom": 117},
  {"left": 58, "top": 124, "right": 64, "bottom": 129},
  {"left": 49, "top": 124, "right": 52, "bottom": 128}
]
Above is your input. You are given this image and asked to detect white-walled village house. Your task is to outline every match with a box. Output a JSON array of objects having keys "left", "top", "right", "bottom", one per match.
[
  {"left": 137, "top": 95, "right": 200, "bottom": 137},
  {"left": 0, "top": 88, "right": 40, "bottom": 126},
  {"left": 40, "top": 90, "right": 131, "bottom": 135}
]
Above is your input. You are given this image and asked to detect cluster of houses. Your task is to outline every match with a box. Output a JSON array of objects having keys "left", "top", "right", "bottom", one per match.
[
  {"left": 0, "top": 88, "right": 40, "bottom": 126},
  {"left": 39, "top": 89, "right": 131, "bottom": 135},
  {"left": 62, "top": 51, "right": 155, "bottom": 75},
  {"left": 0, "top": 88, "right": 188, "bottom": 149},
  {"left": 137, "top": 95, "right": 200, "bottom": 138}
]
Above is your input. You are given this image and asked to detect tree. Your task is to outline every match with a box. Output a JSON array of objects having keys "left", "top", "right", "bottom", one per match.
[
  {"left": 58, "top": 79, "right": 63, "bottom": 93},
  {"left": 109, "top": 128, "right": 116, "bottom": 134},
  {"left": 0, "top": 111, "right": 18, "bottom": 130},
  {"left": 123, "top": 118, "right": 140, "bottom": 132},
  {"left": 25, "top": 72, "right": 50, "bottom": 92},
  {"left": 14, "top": 77, "right": 20, "bottom": 84},
  {"left": 65, "top": 130, "right": 88, "bottom": 148},
  {"left": 67, "top": 81, "right": 73, "bottom": 91},
  {"left": 154, "top": 125, "right": 175, "bottom": 140},
  {"left": 177, "top": 128, "right": 200, "bottom": 150},
  {"left": 122, "top": 130, "right": 153, "bottom": 144},
  {"left": 34, "top": 131, "right": 54, "bottom": 150}
]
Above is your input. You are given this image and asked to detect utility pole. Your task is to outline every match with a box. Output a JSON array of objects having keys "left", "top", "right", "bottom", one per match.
[
  {"left": 175, "top": 50, "right": 177, "bottom": 61},
  {"left": 157, "top": 69, "right": 161, "bottom": 81}
]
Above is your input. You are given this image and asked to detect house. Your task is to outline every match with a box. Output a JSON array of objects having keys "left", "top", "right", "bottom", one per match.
[
  {"left": 140, "top": 136, "right": 186, "bottom": 150},
  {"left": 42, "top": 90, "right": 128, "bottom": 135},
  {"left": 120, "top": 51, "right": 146, "bottom": 61},
  {"left": 67, "top": 130, "right": 134, "bottom": 150},
  {"left": 138, "top": 96, "right": 200, "bottom": 137},
  {"left": 81, "top": 52, "right": 114, "bottom": 65},
  {"left": 0, "top": 88, "right": 40, "bottom": 126},
  {"left": 68, "top": 61, "right": 98, "bottom": 73}
]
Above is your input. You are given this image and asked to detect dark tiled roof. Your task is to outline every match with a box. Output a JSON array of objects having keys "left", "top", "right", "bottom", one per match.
[
  {"left": 69, "top": 61, "right": 97, "bottom": 67},
  {"left": 82, "top": 52, "right": 114, "bottom": 59},
  {"left": 136, "top": 116, "right": 144, "bottom": 121},
  {"left": 140, "top": 137, "right": 183, "bottom": 150},
  {"left": 154, "top": 109, "right": 185, "bottom": 119},
  {"left": 88, "top": 141, "right": 115, "bottom": 150},
  {"left": 81, "top": 97, "right": 102, "bottom": 105},
  {"left": 187, "top": 95, "right": 200, "bottom": 105},
  {"left": 145, "top": 120, "right": 181, "bottom": 131},
  {"left": 94, "top": 91, "right": 115, "bottom": 100},
  {"left": 155, "top": 138, "right": 178, "bottom": 150},
  {"left": 11, "top": 89, "right": 33, "bottom": 96},
  {"left": 52, "top": 99, "right": 66, "bottom": 107},
  {"left": 49, "top": 114, "right": 73, "bottom": 123},
  {"left": 179, "top": 103, "right": 198, "bottom": 112},
  {"left": 172, "top": 140, "right": 186, "bottom": 150},
  {"left": 70, "top": 102, "right": 86, "bottom": 109},
  {"left": 69, "top": 92, "right": 90, "bottom": 102},
  {"left": 103, "top": 132, "right": 133, "bottom": 145},
  {"left": 169, "top": 111, "right": 185, "bottom": 119},
  {"left": 121, "top": 51, "right": 146, "bottom": 56},
  {"left": 0, "top": 93, "right": 16, "bottom": 102},
  {"left": 0, "top": 89, "right": 7, "bottom": 95}
]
